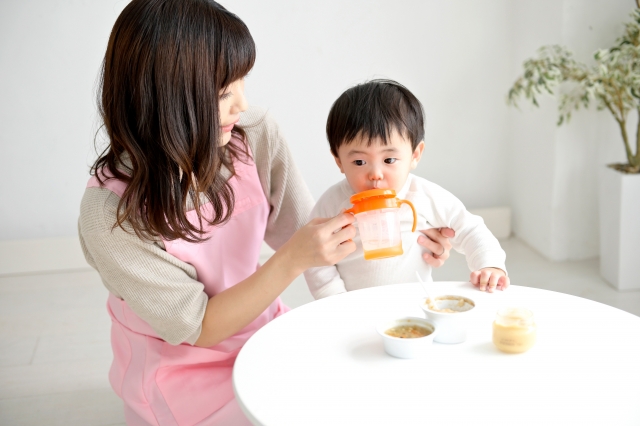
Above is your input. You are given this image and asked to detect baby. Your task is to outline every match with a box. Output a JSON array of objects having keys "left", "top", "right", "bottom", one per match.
[{"left": 304, "top": 79, "right": 509, "bottom": 299}]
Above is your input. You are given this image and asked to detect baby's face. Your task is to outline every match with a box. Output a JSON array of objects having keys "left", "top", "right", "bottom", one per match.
[{"left": 334, "top": 130, "right": 424, "bottom": 193}]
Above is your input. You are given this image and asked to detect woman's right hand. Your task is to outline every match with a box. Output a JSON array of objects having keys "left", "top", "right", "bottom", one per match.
[{"left": 284, "top": 213, "right": 356, "bottom": 273}]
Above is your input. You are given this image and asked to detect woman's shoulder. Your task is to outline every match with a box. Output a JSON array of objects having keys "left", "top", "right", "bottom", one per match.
[
  {"left": 238, "top": 105, "right": 292, "bottom": 170},
  {"left": 79, "top": 185, "right": 159, "bottom": 242},
  {"left": 238, "top": 105, "right": 282, "bottom": 140},
  {"left": 239, "top": 105, "right": 285, "bottom": 145},
  {"left": 79, "top": 186, "right": 121, "bottom": 235},
  {"left": 238, "top": 105, "right": 270, "bottom": 127}
]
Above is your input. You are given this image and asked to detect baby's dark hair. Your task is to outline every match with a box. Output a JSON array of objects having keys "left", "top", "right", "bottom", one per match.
[{"left": 326, "top": 79, "right": 425, "bottom": 157}]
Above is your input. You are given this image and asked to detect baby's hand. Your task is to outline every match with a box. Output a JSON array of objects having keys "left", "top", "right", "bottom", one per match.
[{"left": 470, "top": 268, "right": 509, "bottom": 293}]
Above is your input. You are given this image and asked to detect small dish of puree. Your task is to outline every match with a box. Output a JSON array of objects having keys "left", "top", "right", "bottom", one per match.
[
  {"left": 376, "top": 317, "right": 438, "bottom": 358},
  {"left": 385, "top": 324, "right": 433, "bottom": 339}
]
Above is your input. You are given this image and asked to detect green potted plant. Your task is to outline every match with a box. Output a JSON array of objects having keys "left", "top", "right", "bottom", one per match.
[{"left": 507, "top": 3, "right": 640, "bottom": 290}]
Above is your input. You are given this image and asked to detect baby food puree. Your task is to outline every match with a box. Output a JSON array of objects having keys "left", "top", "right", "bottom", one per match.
[{"left": 492, "top": 307, "right": 536, "bottom": 354}]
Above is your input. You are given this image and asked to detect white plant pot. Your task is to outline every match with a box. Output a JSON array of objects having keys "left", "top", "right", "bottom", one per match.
[{"left": 599, "top": 166, "right": 640, "bottom": 290}]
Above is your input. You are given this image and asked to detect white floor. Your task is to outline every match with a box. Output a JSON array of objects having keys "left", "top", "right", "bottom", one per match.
[{"left": 1, "top": 237, "right": 639, "bottom": 425}]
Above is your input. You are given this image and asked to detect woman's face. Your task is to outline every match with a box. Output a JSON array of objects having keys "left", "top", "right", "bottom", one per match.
[{"left": 219, "top": 78, "right": 248, "bottom": 145}]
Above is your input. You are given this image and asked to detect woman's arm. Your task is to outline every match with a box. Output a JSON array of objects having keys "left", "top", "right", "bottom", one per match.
[
  {"left": 80, "top": 187, "right": 356, "bottom": 348},
  {"left": 195, "top": 213, "right": 355, "bottom": 347}
]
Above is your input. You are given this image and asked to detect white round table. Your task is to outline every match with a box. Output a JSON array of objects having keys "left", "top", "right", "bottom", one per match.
[{"left": 233, "top": 282, "right": 640, "bottom": 425}]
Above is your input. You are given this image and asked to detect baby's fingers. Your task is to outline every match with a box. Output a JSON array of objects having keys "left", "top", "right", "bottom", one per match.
[
  {"left": 497, "top": 275, "right": 510, "bottom": 291},
  {"left": 486, "top": 273, "right": 500, "bottom": 293},
  {"left": 469, "top": 270, "right": 481, "bottom": 288},
  {"left": 476, "top": 269, "right": 493, "bottom": 292}
]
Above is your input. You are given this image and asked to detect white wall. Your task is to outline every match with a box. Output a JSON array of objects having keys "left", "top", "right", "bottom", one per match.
[
  {"left": 0, "top": 0, "right": 511, "bottom": 241},
  {"left": 0, "top": 0, "right": 635, "bottom": 265},
  {"left": 228, "top": 0, "right": 512, "bottom": 208},
  {"left": 0, "top": 1, "right": 129, "bottom": 240},
  {"left": 508, "top": 0, "right": 632, "bottom": 260}
]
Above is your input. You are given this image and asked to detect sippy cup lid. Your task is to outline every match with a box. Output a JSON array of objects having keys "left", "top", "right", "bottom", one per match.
[{"left": 349, "top": 189, "right": 396, "bottom": 204}]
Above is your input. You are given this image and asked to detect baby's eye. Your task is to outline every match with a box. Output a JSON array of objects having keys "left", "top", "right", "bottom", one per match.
[
  {"left": 384, "top": 158, "right": 397, "bottom": 164},
  {"left": 353, "top": 160, "right": 366, "bottom": 166}
]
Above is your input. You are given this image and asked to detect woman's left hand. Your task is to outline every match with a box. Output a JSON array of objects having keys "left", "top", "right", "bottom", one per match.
[{"left": 417, "top": 227, "right": 455, "bottom": 267}]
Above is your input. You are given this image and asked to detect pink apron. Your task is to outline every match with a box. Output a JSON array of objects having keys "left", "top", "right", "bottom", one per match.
[{"left": 87, "top": 149, "right": 288, "bottom": 425}]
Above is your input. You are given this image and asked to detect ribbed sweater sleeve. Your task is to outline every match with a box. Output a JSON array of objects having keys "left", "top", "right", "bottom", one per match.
[{"left": 78, "top": 188, "right": 207, "bottom": 346}]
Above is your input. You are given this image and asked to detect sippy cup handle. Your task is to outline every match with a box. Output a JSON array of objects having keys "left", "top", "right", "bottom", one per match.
[{"left": 398, "top": 199, "right": 417, "bottom": 232}]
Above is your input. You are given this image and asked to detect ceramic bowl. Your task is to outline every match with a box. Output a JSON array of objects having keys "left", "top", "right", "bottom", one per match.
[
  {"left": 376, "top": 316, "right": 438, "bottom": 359},
  {"left": 420, "top": 295, "right": 476, "bottom": 344}
]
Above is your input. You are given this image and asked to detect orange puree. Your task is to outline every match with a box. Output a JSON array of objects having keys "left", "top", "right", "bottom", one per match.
[{"left": 363, "top": 244, "right": 403, "bottom": 260}]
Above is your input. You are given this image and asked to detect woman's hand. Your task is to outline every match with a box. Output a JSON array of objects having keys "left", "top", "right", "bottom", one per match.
[
  {"left": 417, "top": 227, "right": 455, "bottom": 267},
  {"left": 470, "top": 268, "right": 509, "bottom": 293},
  {"left": 284, "top": 213, "right": 356, "bottom": 274}
]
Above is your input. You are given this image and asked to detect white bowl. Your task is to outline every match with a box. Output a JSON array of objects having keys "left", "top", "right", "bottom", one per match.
[
  {"left": 376, "top": 317, "right": 438, "bottom": 359},
  {"left": 420, "top": 295, "right": 476, "bottom": 344}
]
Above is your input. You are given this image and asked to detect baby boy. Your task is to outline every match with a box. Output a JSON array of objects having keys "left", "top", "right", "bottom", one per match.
[{"left": 304, "top": 79, "right": 509, "bottom": 299}]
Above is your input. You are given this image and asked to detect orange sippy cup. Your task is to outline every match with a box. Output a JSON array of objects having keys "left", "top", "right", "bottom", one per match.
[{"left": 344, "top": 189, "right": 417, "bottom": 260}]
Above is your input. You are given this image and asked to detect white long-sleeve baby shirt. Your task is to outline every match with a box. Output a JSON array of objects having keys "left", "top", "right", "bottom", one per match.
[{"left": 304, "top": 173, "right": 507, "bottom": 299}]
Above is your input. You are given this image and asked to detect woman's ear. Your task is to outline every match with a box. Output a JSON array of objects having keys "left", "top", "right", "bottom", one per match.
[
  {"left": 410, "top": 141, "right": 425, "bottom": 169},
  {"left": 333, "top": 152, "right": 345, "bottom": 174}
]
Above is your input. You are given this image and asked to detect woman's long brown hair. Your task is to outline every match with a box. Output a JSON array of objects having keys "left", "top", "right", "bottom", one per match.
[{"left": 92, "top": 0, "right": 255, "bottom": 242}]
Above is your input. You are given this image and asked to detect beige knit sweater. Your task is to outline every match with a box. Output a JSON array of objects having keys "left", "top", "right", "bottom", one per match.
[{"left": 78, "top": 106, "right": 314, "bottom": 345}]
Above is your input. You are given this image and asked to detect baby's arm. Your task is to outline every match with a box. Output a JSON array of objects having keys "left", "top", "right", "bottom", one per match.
[
  {"left": 453, "top": 215, "right": 509, "bottom": 292},
  {"left": 452, "top": 212, "right": 508, "bottom": 292},
  {"left": 423, "top": 182, "right": 508, "bottom": 292}
]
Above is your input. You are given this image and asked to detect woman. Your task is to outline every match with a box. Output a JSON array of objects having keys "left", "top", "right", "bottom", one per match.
[{"left": 78, "top": 1, "right": 453, "bottom": 424}]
